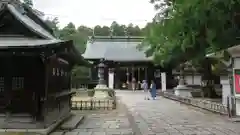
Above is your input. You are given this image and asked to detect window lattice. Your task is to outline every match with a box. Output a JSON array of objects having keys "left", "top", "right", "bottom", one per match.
[
  {"left": 12, "top": 77, "right": 24, "bottom": 90},
  {"left": 56, "top": 68, "right": 59, "bottom": 76},
  {"left": 53, "top": 68, "right": 56, "bottom": 76},
  {"left": 61, "top": 69, "right": 64, "bottom": 76},
  {"left": 0, "top": 77, "right": 4, "bottom": 92}
]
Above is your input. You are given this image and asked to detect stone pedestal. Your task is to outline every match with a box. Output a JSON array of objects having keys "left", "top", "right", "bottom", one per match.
[
  {"left": 94, "top": 84, "right": 111, "bottom": 99},
  {"left": 95, "top": 84, "right": 109, "bottom": 89},
  {"left": 220, "top": 76, "right": 231, "bottom": 106},
  {"left": 93, "top": 90, "right": 111, "bottom": 99},
  {"left": 174, "top": 64, "right": 194, "bottom": 97},
  {"left": 174, "top": 66, "right": 193, "bottom": 98},
  {"left": 174, "top": 85, "right": 193, "bottom": 97}
]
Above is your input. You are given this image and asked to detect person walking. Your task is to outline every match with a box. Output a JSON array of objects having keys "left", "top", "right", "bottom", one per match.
[
  {"left": 132, "top": 77, "right": 136, "bottom": 91},
  {"left": 150, "top": 80, "right": 157, "bottom": 100},
  {"left": 141, "top": 80, "right": 149, "bottom": 100}
]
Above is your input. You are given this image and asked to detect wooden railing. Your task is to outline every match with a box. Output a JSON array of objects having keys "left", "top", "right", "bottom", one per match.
[
  {"left": 163, "top": 92, "right": 228, "bottom": 115},
  {"left": 71, "top": 99, "right": 116, "bottom": 110}
]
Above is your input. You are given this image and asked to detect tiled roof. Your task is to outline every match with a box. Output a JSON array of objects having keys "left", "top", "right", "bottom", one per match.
[
  {"left": 82, "top": 36, "right": 152, "bottom": 61},
  {"left": 0, "top": 1, "right": 89, "bottom": 66},
  {"left": 0, "top": 2, "right": 59, "bottom": 47},
  {"left": 0, "top": 36, "right": 61, "bottom": 48},
  {"left": 7, "top": 4, "right": 55, "bottom": 40}
]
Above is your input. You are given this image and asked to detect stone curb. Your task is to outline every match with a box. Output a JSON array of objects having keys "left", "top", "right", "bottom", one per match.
[{"left": 60, "top": 115, "right": 85, "bottom": 131}]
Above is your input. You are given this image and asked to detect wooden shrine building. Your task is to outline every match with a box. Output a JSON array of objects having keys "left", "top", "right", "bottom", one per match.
[
  {"left": 83, "top": 36, "right": 173, "bottom": 89},
  {"left": 0, "top": 0, "right": 88, "bottom": 129}
]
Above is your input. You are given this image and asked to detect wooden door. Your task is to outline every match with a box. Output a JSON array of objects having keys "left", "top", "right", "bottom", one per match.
[
  {"left": 7, "top": 56, "right": 34, "bottom": 114},
  {"left": 0, "top": 58, "right": 10, "bottom": 113}
]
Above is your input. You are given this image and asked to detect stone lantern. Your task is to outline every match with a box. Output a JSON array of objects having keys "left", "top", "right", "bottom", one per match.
[
  {"left": 94, "top": 59, "right": 112, "bottom": 99},
  {"left": 174, "top": 64, "right": 193, "bottom": 97},
  {"left": 95, "top": 59, "right": 108, "bottom": 89},
  {"left": 98, "top": 60, "right": 106, "bottom": 85}
]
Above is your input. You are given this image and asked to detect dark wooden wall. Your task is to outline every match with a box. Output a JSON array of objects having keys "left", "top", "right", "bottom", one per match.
[
  {"left": 42, "top": 56, "right": 72, "bottom": 126},
  {"left": 48, "top": 56, "right": 71, "bottom": 94},
  {"left": 0, "top": 56, "right": 44, "bottom": 114}
]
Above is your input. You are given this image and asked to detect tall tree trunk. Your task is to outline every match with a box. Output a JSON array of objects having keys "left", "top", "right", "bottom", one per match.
[{"left": 202, "top": 58, "right": 218, "bottom": 98}]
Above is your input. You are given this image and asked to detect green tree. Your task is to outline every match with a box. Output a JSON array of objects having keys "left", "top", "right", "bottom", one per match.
[
  {"left": 23, "top": 0, "right": 33, "bottom": 7},
  {"left": 127, "top": 23, "right": 142, "bottom": 36},
  {"left": 145, "top": 0, "right": 240, "bottom": 66},
  {"left": 142, "top": 0, "right": 240, "bottom": 97},
  {"left": 141, "top": 22, "right": 153, "bottom": 35},
  {"left": 58, "top": 23, "right": 91, "bottom": 82},
  {"left": 93, "top": 25, "right": 110, "bottom": 36},
  {"left": 77, "top": 25, "right": 93, "bottom": 36},
  {"left": 91, "top": 21, "right": 144, "bottom": 36},
  {"left": 59, "top": 22, "right": 76, "bottom": 39},
  {"left": 52, "top": 21, "right": 145, "bottom": 83},
  {"left": 101, "top": 26, "right": 111, "bottom": 36},
  {"left": 110, "top": 21, "right": 125, "bottom": 36}
]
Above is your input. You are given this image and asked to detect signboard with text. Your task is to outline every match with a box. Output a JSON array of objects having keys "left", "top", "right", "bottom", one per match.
[{"left": 234, "top": 69, "right": 240, "bottom": 94}]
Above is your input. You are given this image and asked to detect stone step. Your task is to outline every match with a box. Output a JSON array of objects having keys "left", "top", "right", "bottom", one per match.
[{"left": 60, "top": 114, "right": 84, "bottom": 130}]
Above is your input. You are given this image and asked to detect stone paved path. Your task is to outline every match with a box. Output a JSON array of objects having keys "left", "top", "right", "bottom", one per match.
[
  {"left": 52, "top": 101, "right": 134, "bottom": 135},
  {"left": 116, "top": 90, "right": 240, "bottom": 135},
  {"left": 73, "top": 110, "right": 133, "bottom": 135}
]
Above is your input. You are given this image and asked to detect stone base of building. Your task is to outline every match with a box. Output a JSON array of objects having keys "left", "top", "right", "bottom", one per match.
[
  {"left": 174, "top": 85, "right": 193, "bottom": 98},
  {"left": 0, "top": 113, "right": 71, "bottom": 135},
  {"left": 94, "top": 84, "right": 109, "bottom": 90}
]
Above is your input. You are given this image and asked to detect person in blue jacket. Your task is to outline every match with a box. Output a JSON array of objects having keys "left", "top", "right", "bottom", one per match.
[{"left": 150, "top": 80, "right": 157, "bottom": 100}]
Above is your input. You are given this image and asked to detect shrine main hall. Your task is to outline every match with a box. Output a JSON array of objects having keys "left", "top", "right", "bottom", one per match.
[{"left": 82, "top": 36, "right": 173, "bottom": 90}]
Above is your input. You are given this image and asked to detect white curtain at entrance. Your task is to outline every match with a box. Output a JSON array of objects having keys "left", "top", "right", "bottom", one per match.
[{"left": 108, "top": 72, "right": 114, "bottom": 89}]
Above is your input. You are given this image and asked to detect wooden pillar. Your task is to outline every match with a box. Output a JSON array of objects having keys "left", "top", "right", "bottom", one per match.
[
  {"left": 132, "top": 66, "right": 135, "bottom": 81},
  {"left": 138, "top": 67, "right": 140, "bottom": 82},
  {"left": 144, "top": 67, "right": 148, "bottom": 81},
  {"left": 88, "top": 68, "right": 92, "bottom": 78},
  {"left": 68, "top": 69, "right": 72, "bottom": 90},
  {"left": 137, "top": 67, "right": 140, "bottom": 89},
  {"left": 132, "top": 66, "right": 136, "bottom": 90},
  {"left": 44, "top": 58, "right": 49, "bottom": 100},
  {"left": 126, "top": 67, "right": 129, "bottom": 84},
  {"left": 114, "top": 65, "right": 119, "bottom": 89}
]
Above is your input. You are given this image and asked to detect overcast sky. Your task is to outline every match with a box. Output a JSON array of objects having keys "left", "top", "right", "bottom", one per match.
[{"left": 32, "top": 0, "right": 156, "bottom": 28}]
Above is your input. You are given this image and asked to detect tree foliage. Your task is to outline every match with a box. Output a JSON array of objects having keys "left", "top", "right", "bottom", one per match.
[
  {"left": 144, "top": 0, "right": 240, "bottom": 67},
  {"left": 23, "top": 0, "right": 33, "bottom": 7},
  {"left": 45, "top": 18, "right": 145, "bottom": 80}
]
